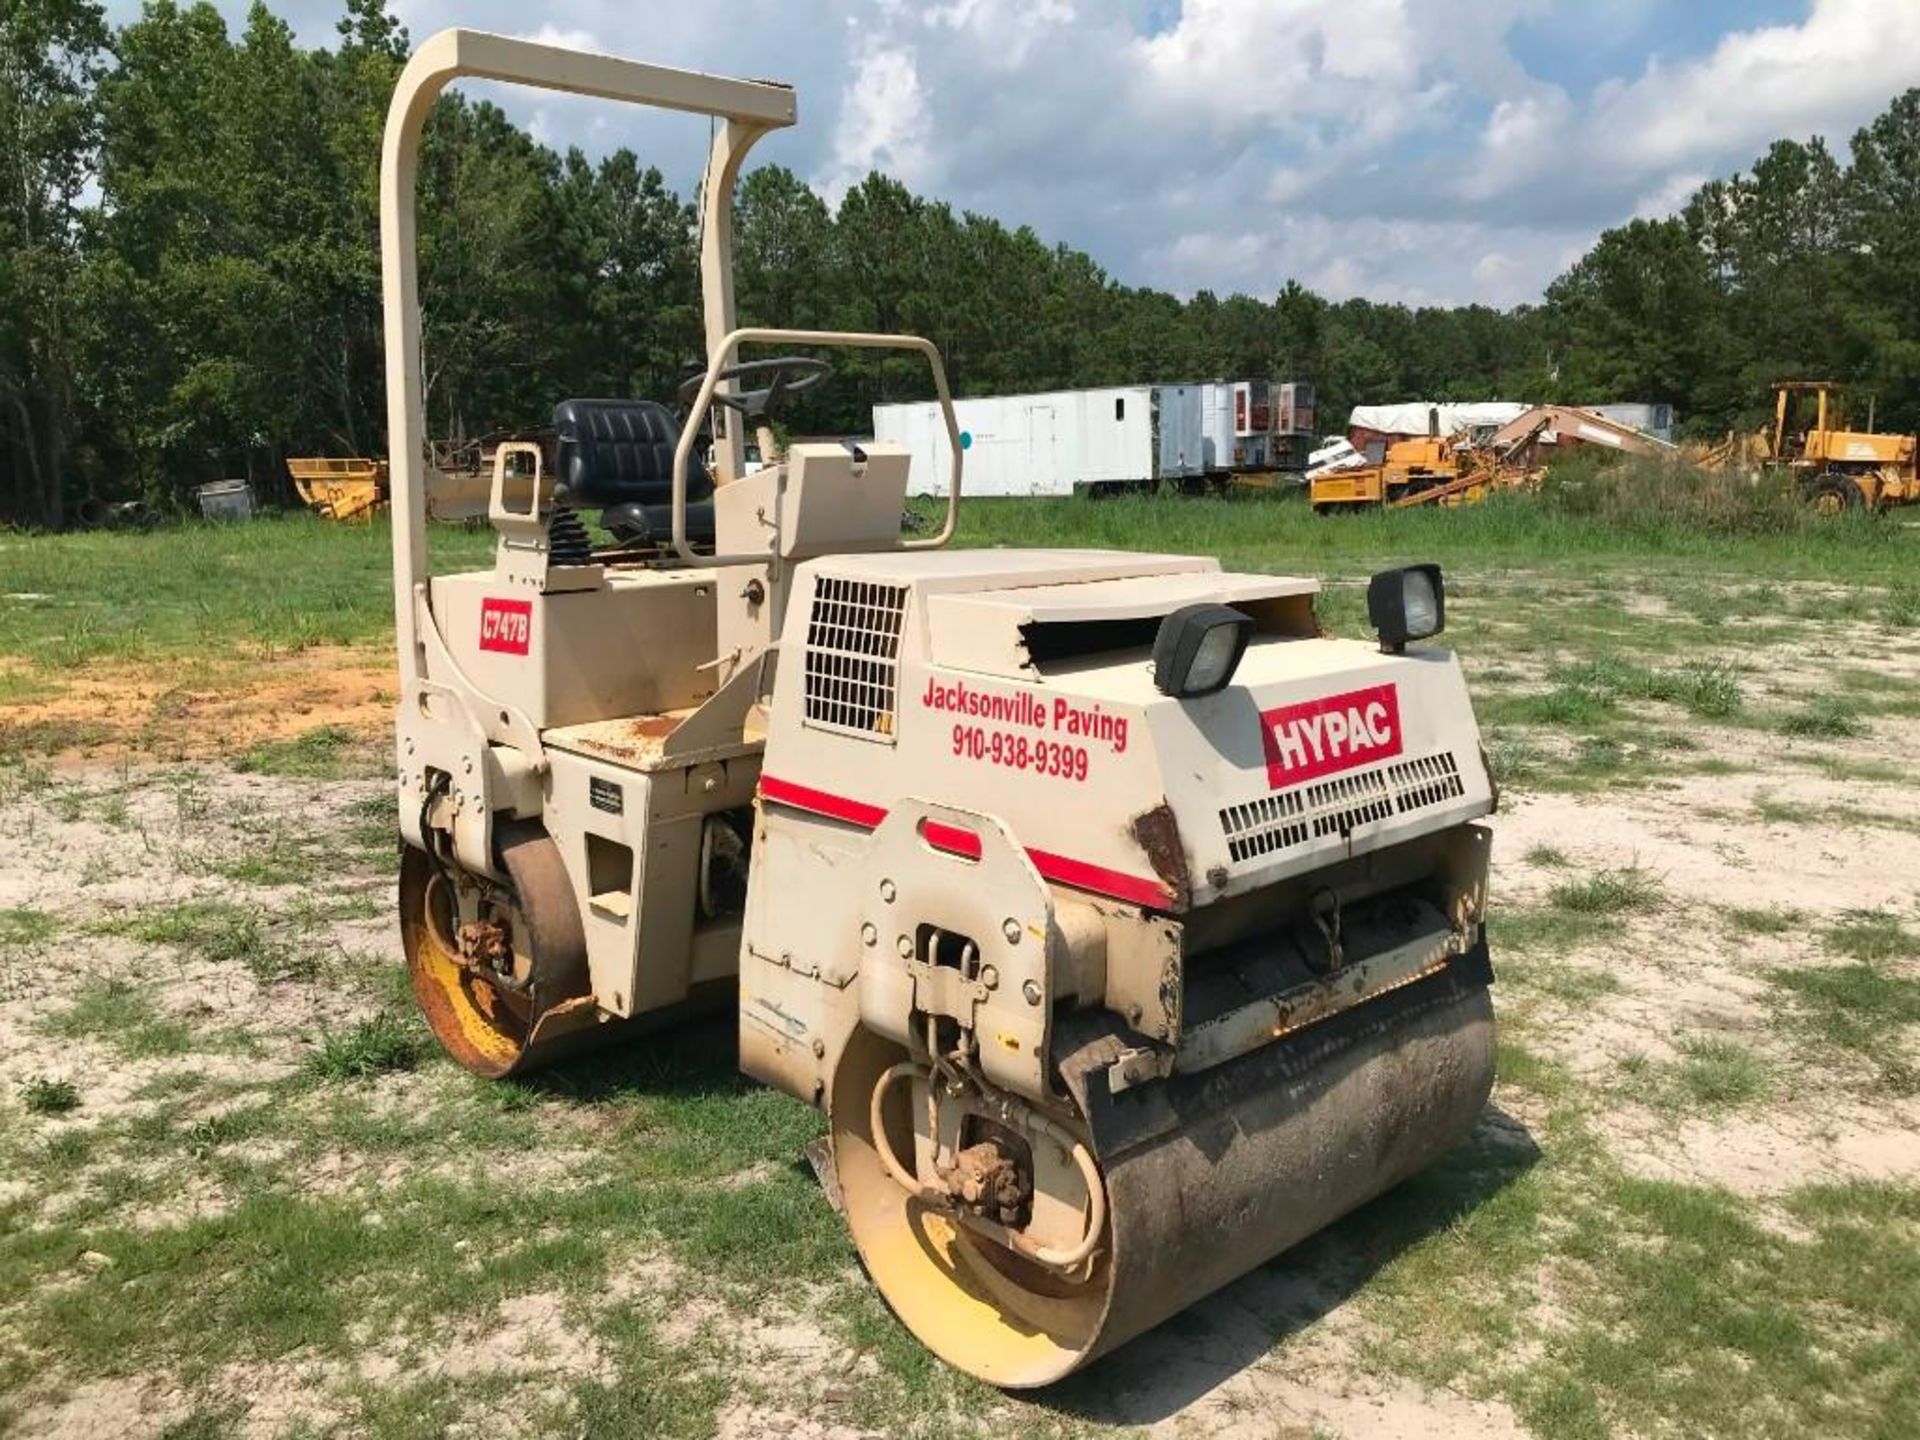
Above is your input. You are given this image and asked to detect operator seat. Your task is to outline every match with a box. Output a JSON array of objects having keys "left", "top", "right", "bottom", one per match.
[{"left": 551, "top": 398, "right": 715, "bottom": 549}]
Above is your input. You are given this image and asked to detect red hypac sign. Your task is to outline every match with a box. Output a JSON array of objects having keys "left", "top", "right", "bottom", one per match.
[
  {"left": 1260, "top": 683, "right": 1403, "bottom": 789},
  {"left": 479, "top": 597, "right": 533, "bottom": 656}
]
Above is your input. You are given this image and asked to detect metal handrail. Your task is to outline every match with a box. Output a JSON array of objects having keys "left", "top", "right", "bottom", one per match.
[{"left": 672, "top": 326, "right": 964, "bottom": 566}]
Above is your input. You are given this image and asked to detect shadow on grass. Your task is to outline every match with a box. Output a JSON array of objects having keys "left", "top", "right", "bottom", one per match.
[
  {"left": 514, "top": 1010, "right": 747, "bottom": 1104},
  {"left": 1044, "top": 1103, "right": 1541, "bottom": 1426}
]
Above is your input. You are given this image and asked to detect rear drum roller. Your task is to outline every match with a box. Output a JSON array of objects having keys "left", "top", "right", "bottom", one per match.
[
  {"left": 830, "top": 972, "right": 1497, "bottom": 1388},
  {"left": 399, "top": 823, "right": 595, "bottom": 1078}
]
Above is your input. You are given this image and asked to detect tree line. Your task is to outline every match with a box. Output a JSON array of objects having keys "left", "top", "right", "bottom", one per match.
[{"left": 5, "top": 0, "right": 1920, "bottom": 527}]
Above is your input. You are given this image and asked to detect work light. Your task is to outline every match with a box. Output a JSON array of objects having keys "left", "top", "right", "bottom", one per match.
[
  {"left": 1152, "top": 604, "right": 1254, "bottom": 697},
  {"left": 1367, "top": 564, "right": 1445, "bottom": 653}
]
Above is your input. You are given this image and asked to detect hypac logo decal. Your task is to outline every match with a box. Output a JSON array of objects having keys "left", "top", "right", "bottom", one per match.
[
  {"left": 479, "top": 597, "right": 533, "bottom": 656},
  {"left": 1261, "top": 683, "right": 1402, "bottom": 788}
]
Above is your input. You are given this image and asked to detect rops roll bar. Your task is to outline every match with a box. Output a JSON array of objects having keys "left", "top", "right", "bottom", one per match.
[{"left": 672, "top": 327, "right": 965, "bottom": 566}]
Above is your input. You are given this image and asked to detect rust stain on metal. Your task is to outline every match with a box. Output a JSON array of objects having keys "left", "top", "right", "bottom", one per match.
[
  {"left": 456, "top": 918, "right": 510, "bottom": 972},
  {"left": 1128, "top": 801, "right": 1191, "bottom": 911},
  {"left": 939, "top": 1140, "right": 1030, "bottom": 1227}
]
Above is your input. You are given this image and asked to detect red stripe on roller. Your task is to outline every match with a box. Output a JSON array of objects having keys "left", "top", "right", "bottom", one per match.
[{"left": 757, "top": 774, "right": 1174, "bottom": 911}]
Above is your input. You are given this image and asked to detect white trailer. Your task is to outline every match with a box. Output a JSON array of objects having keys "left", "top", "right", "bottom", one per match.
[
  {"left": 1198, "top": 379, "right": 1317, "bottom": 473},
  {"left": 874, "top": 385, "right": 1204, "bottom": 497}
]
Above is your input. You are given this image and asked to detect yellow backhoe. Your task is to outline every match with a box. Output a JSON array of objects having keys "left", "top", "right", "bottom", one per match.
[{"left": 1759, "top": 381, "right": 1918, "bottom": 513}]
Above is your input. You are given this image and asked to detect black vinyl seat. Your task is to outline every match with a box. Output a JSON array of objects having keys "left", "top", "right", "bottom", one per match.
[{"left": 551, "top": 398, "right": 714, "bottom": 548}]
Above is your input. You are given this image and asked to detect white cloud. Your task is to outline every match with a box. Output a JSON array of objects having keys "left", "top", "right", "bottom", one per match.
[
  {"left": 93, "top": 0, "right": 1920, "bottom": 310},
  {"left": 818, "top": 42, "right": 932, "bottom": 203},
  {"left": 518, "top": 24, "right": 601, "bottom": 53},
  {"left": 1463, "top": 0, "right": 1920, "bottom": 204},
  {"left": 1146, "top": 213, "right": 1577, "bottom": 309}
]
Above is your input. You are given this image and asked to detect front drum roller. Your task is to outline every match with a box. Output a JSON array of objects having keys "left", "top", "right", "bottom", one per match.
[
  {"left": 400, "top": 823, "right": 605, "bottom": 1078},
  {"left": 830, "top": 970, "right": 1496, "bottom": 1388}
]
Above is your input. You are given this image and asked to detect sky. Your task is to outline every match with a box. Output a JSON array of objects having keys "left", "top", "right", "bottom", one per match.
[{"left": 104, "top": 0, "right": 1920, "bottom": 309}]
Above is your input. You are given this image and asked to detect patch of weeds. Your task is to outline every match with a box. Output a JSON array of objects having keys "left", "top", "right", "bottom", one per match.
[
  {"left": 40, "top": 1127, "right": 92, "bottom": 1172},
  {"left": 206, "top": 827, "right": 316, "bottom": 887},
  {"left": 1769, "top": 959, "right": 1920, "bottom": 1095},
  {"left": 1670, "top": 1035, "right": 1771, "bottom": 1108},
  {"left": 0, "top": 906, "right": 57, "bottom": 947},
  {"left": 135, "top": 900, "right": 316, "bottom": 984},
  {"left": 1496, "top": 1039, "right": 1577, "bottom": 1105},
  {"left": 1551, "top": 656, "right": 1743, "bottom": 720},
  {"left": 158, "top": 1408, "right": 244, "bottom": 1440},
  {"left": 42, "top": 976, "right": 197, "bottom": 1059},
  {"left": 1823, "top": 909, "right": 1920, "bottom": 963},
  {"left": 1886, "top": 578, "right": 1919, "bottom": 629},
  {"left": 0, "top": 754, "right": 54, "bottom": 805},
  {"left": 305, "top": 1013, "right": 425, "bottom": 1080},
  {"left": 1503, "top": 953, "right": 1623, "bottom": 1006},
  {"left": 232, "top": 724, "right": 373, "bottom": 780},
  {"left": 1778, "top": 695, "right": 1865, "bottom": 739},
  {"left": 1524, "top": 844, "right": 1570, "bottom": 868},
  {"left": 1483, "top": 731, "right": 1545, "bottom": 789},
  {"left": 340, "top": 790, "right": 398, "bottom": 864},
  {"left": 78, "top": 853, "right": 116, "bottom": 887},
  {"left": 20, "top": 1075, "right": 82, "bottom": 1115},
  {"left": 1572, "top": 734, "right": 1627, "bottom": 776},
  {"left": 1724, "top": 904, "right": 1801, "bottom": 936},
  {"left": 1547, "top": 866, "right": 1663, "bottom": 916},
  {"left": 1751, "top": 791, "right": 1815, "bottom": 826},
  {"left": 1500, "top": 905, "right": 1620, "bottom": 954},
  {"left": 159, "top": 906, "right": 314, "bottom": 990},
  {"left": 1515, "top": 684, "right": 1618, "bottom": 728},
  {"left": 1538, "top": 1173, "right": 1920, "bottom": 1438}
]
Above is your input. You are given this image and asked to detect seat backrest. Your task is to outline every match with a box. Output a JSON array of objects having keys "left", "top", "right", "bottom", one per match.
[{"left": 552, "top": 398, "right": 712, "bottom": 507}]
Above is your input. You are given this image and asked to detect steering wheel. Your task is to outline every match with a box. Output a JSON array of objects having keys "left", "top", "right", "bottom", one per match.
[{"left": 678, "top": 356, "right": 832, "bottom": 425}]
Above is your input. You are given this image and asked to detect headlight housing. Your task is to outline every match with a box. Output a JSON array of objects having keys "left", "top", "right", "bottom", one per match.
[
  {"left": 1152, "top": 604, "right": 1253, "bottom": 698},
  {"left": 1367, "top": 564, "right": 1445, "bottom": 652}
]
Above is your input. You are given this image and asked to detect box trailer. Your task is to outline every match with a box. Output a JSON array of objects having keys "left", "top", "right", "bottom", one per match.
[
  {"left": 1199, "top": 379, "right": 1317, "bottom": 474},
  {"left": 873, "top": 385, "right": 1204, "bottom": 497}
]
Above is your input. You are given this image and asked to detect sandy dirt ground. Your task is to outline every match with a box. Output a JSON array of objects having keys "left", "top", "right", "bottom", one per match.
[{"left": 3, "top": 624, "right": 1918, "bottom": 1439}]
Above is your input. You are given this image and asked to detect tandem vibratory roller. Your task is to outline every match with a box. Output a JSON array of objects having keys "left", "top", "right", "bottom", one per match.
[{"left": 379, "top": 29, "right": 1497, "bottom": 1386}]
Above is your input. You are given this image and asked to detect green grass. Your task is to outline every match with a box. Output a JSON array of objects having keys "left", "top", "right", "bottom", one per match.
[
  {"left": 1550, "top": 656, "right": 1744, "bottom": 719},
  {"left": 232, "top": 724, "right": 378, "bottom": 780},
  {"left": 41, "top": 977, "right": 199, "bottom": 1059},
  {"left": 1670, "top": 1036, "right": 1772, "bottom": 1108},
  {"left": 0, "top": 514, "right": 492, "bottom": 671},
  {"left": 1824, "top": 909, "right": 1920, "bottom": 963},
  {"left": 304, "top": 1014, "right": 426, "bottom": 1080},
  {"left": 19, "top": 1076, "right": 83, "bottom": 1115},
  {"left": 0, "top": 906, "right": 57, "bottom": 947},
  {"left": 119, "top": 900, "right": 315, "bottom": 985},
  {"left": 1779, "top": 696, "right": 1866, "bottom": 739},
  {"left": 4, "top": 499, "right": 1917, "bottom": 679},
  {"left": 1546, "top": 867, "right": 1664, "bottom": 916},
  {"left": 1616, "top": 1036, "right": 1772, "bottom": 1112},
  {"left": 1524, "top": 844, "right": 1571, "bottom": 868},
  {"left": 1725, "top": 904, "right": 1802, "bottom": 936}
]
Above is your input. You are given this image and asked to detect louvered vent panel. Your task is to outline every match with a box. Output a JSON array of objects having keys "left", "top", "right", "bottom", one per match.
[
  {"left": 1218, "top": 750, "right": 1465, "bottom": 863},
  {"left": 802, "top": 577, "right": 909, "bottom": 740}
]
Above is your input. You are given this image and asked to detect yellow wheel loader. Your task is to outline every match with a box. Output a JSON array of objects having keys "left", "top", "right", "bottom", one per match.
[{"left": 381, "top": 31, "right": 1498, "bottom": 1387}]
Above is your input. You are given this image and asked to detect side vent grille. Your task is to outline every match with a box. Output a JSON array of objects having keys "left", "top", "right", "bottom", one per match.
[
  {"left": 1219, "top": 751, "right": 1464, "bottom": 863},
  {"left": 802, "top": 577, "right": 909, "bottom": 740}
]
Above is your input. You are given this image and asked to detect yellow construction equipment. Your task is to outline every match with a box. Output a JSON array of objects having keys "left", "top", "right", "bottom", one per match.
[
  {"left": 1760, "top": 381, "right": 1918, "bottom": 513},
  {"left": 1310, "top": 405, "right": 1679, "bottom": 514},
  {"left": 287, "top": 456, "right": 389, "bottom": 522},
  {"left": 1309, "top": 433, "right": 1494, "bottom": 512}
]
